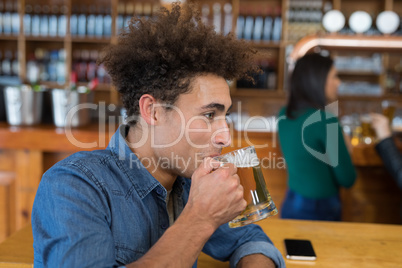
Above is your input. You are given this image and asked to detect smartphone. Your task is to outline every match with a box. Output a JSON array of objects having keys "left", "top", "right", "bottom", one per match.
[{"left": 284, "top": 239, "right": 316, "bottom": 261}]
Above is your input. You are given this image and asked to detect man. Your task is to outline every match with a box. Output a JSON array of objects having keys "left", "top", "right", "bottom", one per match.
[{"left": 32, "top": 3, "right": 285, "bottom": 267}]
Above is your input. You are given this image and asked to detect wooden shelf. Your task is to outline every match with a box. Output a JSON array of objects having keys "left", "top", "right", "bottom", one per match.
[
  {"left": 40, "top": 81, "right": 66, "bottom": 89},
  {"left": 232, "top": 89, "right": 286, "bottom": 98},
  {"left": 0, "top": 35, "right": 18, "bottom": 41},
  {"left": 71, "top": 37, "right": 112, "bottom": 44},
  {"left": 25, "top": 36, "right": 65, "bottom": 42},
  {"left": 289, "top": 34, "right": 402, "bottom": 63},
  {"left": 338, "top": 71, "right": 383, "bottom": 76},
  {"left": 77, "top": 82, "right": 112, "bottom": 91},
  {"left": 246, "top": 41, "right": 282, "bottom": 48}
]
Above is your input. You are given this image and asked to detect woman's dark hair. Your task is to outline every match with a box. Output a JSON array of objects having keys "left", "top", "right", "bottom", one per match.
[
  {"left": 98, "top": 2, "right": 259, "bottom": 125},
  {"left": 286, "top": 53, "right": 334, "bottom": 119}
]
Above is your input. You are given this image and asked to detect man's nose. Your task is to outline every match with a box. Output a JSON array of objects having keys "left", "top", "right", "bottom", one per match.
[{"left": 213, "top": 121, "right": 231, "bottom": 147}]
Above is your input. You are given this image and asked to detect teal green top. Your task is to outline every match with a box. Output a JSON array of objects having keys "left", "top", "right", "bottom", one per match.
[{"left": 278, "top": 107, "right": 356, "bottom": 199}]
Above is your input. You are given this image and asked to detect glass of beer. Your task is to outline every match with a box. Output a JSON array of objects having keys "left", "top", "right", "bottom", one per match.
[
  {"left": 382, "top": 100, "right": 396, "bottom": 126},
  {"left": 360, "top": 114, "right": 375, "bottom": 138},
  {"left": 214, "top": 146, "right": 278, "bottom": 228}
]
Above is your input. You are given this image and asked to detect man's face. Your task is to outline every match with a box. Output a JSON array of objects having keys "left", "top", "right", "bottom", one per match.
[{"left": 153, "top": 73, "right": 232, "bottom": 178}]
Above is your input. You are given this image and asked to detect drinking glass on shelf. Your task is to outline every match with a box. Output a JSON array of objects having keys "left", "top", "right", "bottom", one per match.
[{"left": 213, "top": 146, "right": 278, "bottom": 228}]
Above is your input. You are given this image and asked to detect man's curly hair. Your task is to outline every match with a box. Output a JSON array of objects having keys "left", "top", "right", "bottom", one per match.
[{"left": 98, "top": 2, "right": 259, "bottom": 125}]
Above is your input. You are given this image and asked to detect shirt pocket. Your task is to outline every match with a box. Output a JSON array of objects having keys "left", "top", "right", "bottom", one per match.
[{"left": 115, "top": 244, "right": 146, "bottom": 265}]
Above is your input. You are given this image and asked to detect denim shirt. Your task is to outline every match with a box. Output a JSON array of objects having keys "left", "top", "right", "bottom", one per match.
[{"left": 32, "top": 125, "right": 285, "bottom": 268}]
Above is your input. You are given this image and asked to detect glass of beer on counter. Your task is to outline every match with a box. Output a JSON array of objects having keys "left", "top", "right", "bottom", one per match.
[
  {"left": 214, "top": 146, "right": 278, "bottom": 228},
  {"left": 382, "top": 100, "right": 396, "bottom": 126},
  {"left": 360, "top": 114, "right": 376, "bottom": 144}
]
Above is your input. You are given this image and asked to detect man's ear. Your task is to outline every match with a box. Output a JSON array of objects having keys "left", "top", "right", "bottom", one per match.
[{"left": 138, "top": 94, "right": 159, "bottom": 125}]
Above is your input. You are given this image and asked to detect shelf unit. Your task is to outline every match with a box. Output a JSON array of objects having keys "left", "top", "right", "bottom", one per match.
[{"left": 0, "top": 0, "right": 402, "bottom": 116}]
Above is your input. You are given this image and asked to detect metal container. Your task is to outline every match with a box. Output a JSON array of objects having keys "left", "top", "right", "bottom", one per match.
[
  {"left": 4, "top": 85, "right": 44, "bottom": 126},
  {"left": 51, "top": 88, "right": 93, "bottom": 127}
]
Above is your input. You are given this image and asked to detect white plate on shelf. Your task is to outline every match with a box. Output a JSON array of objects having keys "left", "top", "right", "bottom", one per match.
[
  {"left": 322, "top": 10, "right": 345, "bottom": 33},
  {"left": 349, "top": 11, "right": 372, "bottom": 33},
  {"left": 376, "top": 11, "right": 400, "bottom": 34}
]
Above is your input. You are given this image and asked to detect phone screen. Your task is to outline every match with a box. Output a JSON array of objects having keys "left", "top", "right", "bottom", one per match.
[{"left": 284, "top": 239, "right": 316, "bottom": 261}]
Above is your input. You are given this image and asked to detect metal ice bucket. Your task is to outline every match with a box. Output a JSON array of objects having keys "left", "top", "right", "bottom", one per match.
[
  {"left": 51, "top": 88, "right": 93, "bottom": 127},
  {"left": 4, "top": 85, "right": 44, "bottom": 126}
]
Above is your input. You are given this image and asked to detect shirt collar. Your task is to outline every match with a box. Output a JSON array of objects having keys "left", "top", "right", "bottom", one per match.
[{"left": 107, "top": 125, "right": 187, "bottom": 199}]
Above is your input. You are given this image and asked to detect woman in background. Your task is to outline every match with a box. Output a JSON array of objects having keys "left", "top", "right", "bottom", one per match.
[{"left": 277, "top": 53, "right": 356, "bottom": 221}]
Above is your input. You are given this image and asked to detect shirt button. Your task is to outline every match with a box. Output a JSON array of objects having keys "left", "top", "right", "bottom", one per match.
[
  {"left": 156, "top": 188, "right": 163, "bottom": 195},
  {"left": 161, "top": 223, "right": 168, "bottom": 229}
]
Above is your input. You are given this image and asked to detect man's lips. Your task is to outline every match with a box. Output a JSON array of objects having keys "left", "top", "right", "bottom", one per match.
[{"left": 207, "top": 152, "right": 222, "bottom": 158}]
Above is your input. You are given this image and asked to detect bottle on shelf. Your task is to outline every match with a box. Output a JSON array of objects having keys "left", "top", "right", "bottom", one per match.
[
  {"left": 77, "top": 5, "right": 87, "bottom": 37},
  {"left": 2, "top": 1, "right": 12, "bottom": 35},
  {"left": 223, "top": 3, "right": 232, "bottom": 36},
  {"left": 95, "top": 6, "right": 104, "bottom": 37},
  {"left": 97, "top": 63, "right": 108, "bottom": 84},
  {"left": 49, "top": 5, "right": 59, "bottom": 37},
  {"left": 103, "top": 6, "right": 112, "bottom": 37},
  {"left": 78, "top": 50, "right": 89, "bottom": 82},
  {"left": 40, "top": 5, "right": 50, "bottom": 37},
  {"left": 48, "top": 50, "right": 59, "bottom": 81},
  {"left": 31, "top": 5, "right": 41, "bottom": 36},
  {"left": 0, "top": 2, "right": 3, "bottom": 34},
  {"left": 253, "top": 7, "right": 264, "bottom": 41},
  {"left": 11, "top": 1, "right": 19, "bottom": 35},
  {"left": 26, "top": 54, "right": 39, "bottom": 84},
  {"left": 271, "top": 7, "right": 282, "bottom": 42},
  {"left": 87, "top": 5, "right": 96, "bottom": 37},
  {"left": 35, "top": 48, "right": 49, "bottom": 81},
  {"left": 87, "top": 50, "right": 98, "bottom": 82},
  {"left": 1, "top": 50, "right": 12, "bottom": 76},
  {"left": 24, "top": 4, "right": 33, "bottom": 35},
  {"left": 58, "top": 4, "right": 67, "bottom": 37},
  {"left": 11, "top": 51, "right": 18, "bottom": 77},
  {"left": 56, "top": 49, "right": 66, "bottom": 84},
  {"left": 70, "top": 5, "right": 78, "bottom": 36},
  {"left": 262, "top": 7, "right": 273, "bottom": 41},
  {"left": 236, "top": 5, "right": 245, "bottom": 39},
  {"left": 212, "top": 3, "right": 221, "bottom": 34},
  {"left": 116, "top": 2, "right": 125, "bottom": 33},
  {"left": 243, "top": 7, "right": 254, "bottom": 40}
]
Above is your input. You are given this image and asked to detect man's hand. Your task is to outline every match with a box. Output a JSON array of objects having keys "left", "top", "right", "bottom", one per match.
[
  {"left": 371, "top": 113, "right": 392, "bottom": 141},
  {"left": 185, "top": 157, "right": 247, "bottom": 231}
]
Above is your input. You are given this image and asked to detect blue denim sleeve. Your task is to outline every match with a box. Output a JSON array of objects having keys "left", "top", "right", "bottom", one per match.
[
  {"left": 31, "top": 162, "right": 119, "bottom": 268},
  {"left": 202, "top": 222, "right": 285, "bottom": 268},
  {"left": 229, "top": 241, "right": 285, "bottom": 268}
]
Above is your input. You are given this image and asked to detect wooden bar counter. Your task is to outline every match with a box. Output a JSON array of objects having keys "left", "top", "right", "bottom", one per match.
[
  {"left": 1, "top": 219, "right": 401, "bottom": 268},
  {"left": 0, "top": 123, "right": 401, "bottom": 242}
]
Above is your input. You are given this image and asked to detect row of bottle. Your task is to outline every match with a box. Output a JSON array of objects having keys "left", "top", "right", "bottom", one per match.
[
  {"left": 0, "top": 50, "right": 18, "bottom": 76},
  {"left": 236, "top": 60, "right": 277, "bottom": 90},
  {"left": 236, "top": 5, "right": 282, "bottom": 41},
  {"left": 287, "top": 0, "right": 324, "bottom": 42},
  {"left": 72, "top": 49, "right": 110, "bottom": 84},
  {"left": 25, "top": 48, "right": 111, "bottom": 85},
  {"left": 334, "top": 54, "right": 383, "bottom": 73},
  {"left": 26, "top": 48, "right": 66, "bottom": 84},
  {"left": 0, "top": 1, "right": 19, "bottom": 35}
]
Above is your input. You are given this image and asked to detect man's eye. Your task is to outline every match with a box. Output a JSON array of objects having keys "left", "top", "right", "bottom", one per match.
[{"left": 204, "top": 112, "right": 215, "bottom": 120}]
